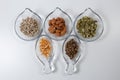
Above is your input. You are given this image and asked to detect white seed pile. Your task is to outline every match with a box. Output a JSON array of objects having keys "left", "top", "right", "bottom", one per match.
[{"left": 20, "top": 17, "right": 40, "bottom": 37}]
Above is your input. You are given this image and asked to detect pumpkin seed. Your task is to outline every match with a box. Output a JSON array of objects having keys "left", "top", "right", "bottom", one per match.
[{"left": 76, "top": 16, "right": 97, "bottom": 38}]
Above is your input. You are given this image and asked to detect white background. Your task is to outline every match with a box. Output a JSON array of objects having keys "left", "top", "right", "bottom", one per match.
[{"left": 0, "top": 0, "right": 120, "bottom": 80}]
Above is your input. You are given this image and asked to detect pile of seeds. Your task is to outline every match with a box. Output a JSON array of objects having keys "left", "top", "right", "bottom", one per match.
[
  {"left": 20, "top": 17, "right": 39, "bottom": 37},
  {"left": 76, "top": 16, "right": 97, "bottom": 38},
  {"left": 65, "top": 39, "right": 79, "bottom": 59},
  {"left": 48, "top": 17, "right": 67, "bottom": 37}
]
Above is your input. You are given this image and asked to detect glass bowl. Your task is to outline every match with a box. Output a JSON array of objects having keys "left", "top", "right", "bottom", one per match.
[
  {"left": 62, "top": 35, "right": 84, "bottom": 74},
  {"left": 35, "top": 35, "right": 55, "bottom": 74},
  {"left": 74, "top": 8, "right": 104, "bottom": 42},
  {"left": 44, "top": 7, "right": 73, "bottom": 41},
  {"left": 14, "top": 8, "right": 43, "bottom": 41}
]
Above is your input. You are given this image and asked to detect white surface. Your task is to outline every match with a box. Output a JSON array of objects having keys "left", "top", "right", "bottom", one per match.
[{"left": 0, "top": 0, "right": 120, "bottom": 80}]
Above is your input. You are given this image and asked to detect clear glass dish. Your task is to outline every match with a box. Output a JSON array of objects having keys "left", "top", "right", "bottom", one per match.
[
  {"left": 62, "top": 35, "right": 84, "bottom": 75},
  {"left": 74, "top": 8, "right": 104, "bottom": 42},
  {"left": 35, "top": 35, "right": 55, "bottom": 74},
  {"left": 44, "top": 7, "right": 73, "bottom": 41},
  {"left": 14, "top": 8, "right": 43, "bottom": 41}
]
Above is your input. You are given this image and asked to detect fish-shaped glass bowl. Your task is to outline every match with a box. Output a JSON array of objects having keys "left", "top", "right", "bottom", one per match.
[
  {"left": 62, "top": 35, "right": 84, "bottom": 75},
  {"left": 44, "top": 7, "right": 73, "bottom": 41},
  {"left": 14, "top": 8, "right": 43, "bottom": 41},
  {"left": 35, "top": 35, "right": 55, "bottom": 74},
  {"left": 74, "top": 8, "right": 104, "bottom": 42}
]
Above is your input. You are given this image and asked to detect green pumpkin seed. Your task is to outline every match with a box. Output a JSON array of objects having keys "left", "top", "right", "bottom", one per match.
[{"left": 76, "top": 16, "right": 98, "bottom": 38}]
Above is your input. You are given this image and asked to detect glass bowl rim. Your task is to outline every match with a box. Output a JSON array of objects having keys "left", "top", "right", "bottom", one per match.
[
  {"left": 73, "top": 8, "right": 104, "bottom": 42},
  {"left": 43, "top": 7, "right": 73, "bottom": 41},
  {"left": 14, "top": 8, "right": 43, "bottom": 41},
  {"left": 62, "top": 35, "right": 81, "bottom": 65}
]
